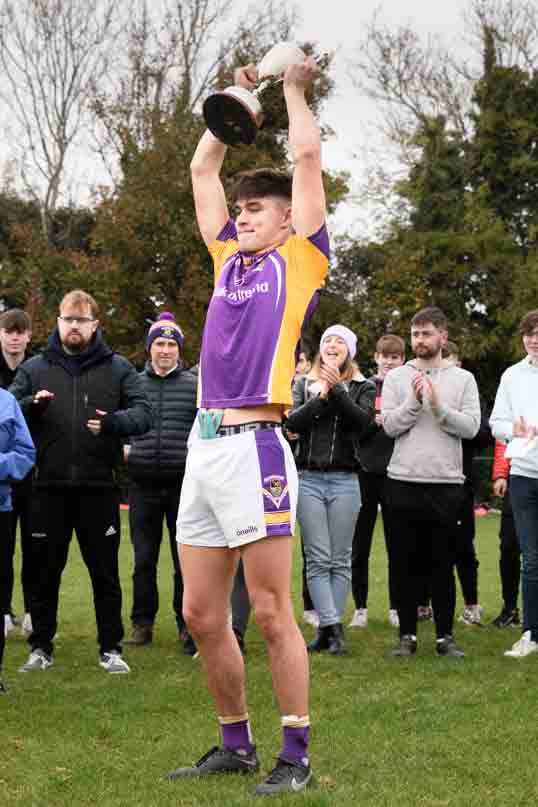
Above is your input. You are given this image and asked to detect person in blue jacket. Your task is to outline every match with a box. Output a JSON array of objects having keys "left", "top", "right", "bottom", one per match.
[{"left": 0, "top": 387, "right": 35, "bottom": 692}]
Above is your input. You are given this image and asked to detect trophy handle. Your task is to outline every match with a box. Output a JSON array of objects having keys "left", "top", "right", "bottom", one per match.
[{"left": 253, "top": 51, "right": 330, "bottom": 97}]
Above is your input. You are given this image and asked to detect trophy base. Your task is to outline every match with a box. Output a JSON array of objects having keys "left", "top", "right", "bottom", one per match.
[{"left": 203, "top": 91, "right": 259, "bottom": 146}]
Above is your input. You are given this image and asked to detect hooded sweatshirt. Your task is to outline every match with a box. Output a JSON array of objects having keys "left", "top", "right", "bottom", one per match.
[
  {"left": 490, "top": 356, "right": 538, "bottom": 479},
  {"left": 381, "top": 360, "right": 480, "bottom": 484},
  {"left": 0, "top": 388, "right": 35, "bottom": 510}
]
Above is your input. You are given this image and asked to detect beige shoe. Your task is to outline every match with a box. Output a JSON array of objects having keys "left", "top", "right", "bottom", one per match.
[{"left": 125, "top": 624, "right": 153, "bottom": 645}]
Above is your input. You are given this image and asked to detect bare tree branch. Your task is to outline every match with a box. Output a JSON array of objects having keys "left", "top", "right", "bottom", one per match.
[
  {"left": 0, "top": 0, "right": 125, "bottom": 237},
  {"left": 89, "top": 0, "right": 298, "bottom": 186}
]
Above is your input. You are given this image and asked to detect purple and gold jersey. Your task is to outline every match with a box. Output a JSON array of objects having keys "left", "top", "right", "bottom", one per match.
[{"left": 198, "top": 220, "right": 329, "bottom": 409}]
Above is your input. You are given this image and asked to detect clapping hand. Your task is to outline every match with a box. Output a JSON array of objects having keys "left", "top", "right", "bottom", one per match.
[
  {"left": 319, "top": 358, "right": 340, "bottom": 399},
  {"left": 513, "top": 416, "right": 537, "bottom": 440},
  {"left": 412, "top": 373, "right": 439, "bottom": 408}
]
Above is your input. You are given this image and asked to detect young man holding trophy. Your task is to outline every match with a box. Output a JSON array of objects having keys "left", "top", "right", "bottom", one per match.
[{"left": 168, "top": 47, "right": 328, "bottom": 795}]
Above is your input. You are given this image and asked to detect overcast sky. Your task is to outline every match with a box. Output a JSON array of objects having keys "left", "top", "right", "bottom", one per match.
[{"left": 0, "top": 0, "right": 475, "bottom": 237}]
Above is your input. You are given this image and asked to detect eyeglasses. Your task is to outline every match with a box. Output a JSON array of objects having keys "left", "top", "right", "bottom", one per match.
[{"left": 58, "top": 316, "right": 95, "bottom": 325}]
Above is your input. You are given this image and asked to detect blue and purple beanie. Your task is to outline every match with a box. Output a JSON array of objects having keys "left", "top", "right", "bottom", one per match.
[{"left": 146, "top": 312, "right": 184, "bottom": 351}]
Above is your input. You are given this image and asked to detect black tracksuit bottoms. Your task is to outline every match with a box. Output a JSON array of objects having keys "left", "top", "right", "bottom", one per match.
[
  {"left": 351, "top": 470, "right": 397, "bottom": 610},
  {"left": 128, "top": 482, "right": 184, "bottom": 630},
  {"left": 28, "top": 487, "right": 123, "bottom": 657},
  {"left": 386, "top": 479, "right": 464, "bottom": 639}
]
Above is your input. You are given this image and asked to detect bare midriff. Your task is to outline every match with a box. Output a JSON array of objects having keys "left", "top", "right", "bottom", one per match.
[{"left": 221, "top": 403, "right": 285, "bottom": 426}]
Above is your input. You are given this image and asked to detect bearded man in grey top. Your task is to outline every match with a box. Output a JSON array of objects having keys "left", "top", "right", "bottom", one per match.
[{"left": 381, "top": 307, "right": 480, "bottom": 658}]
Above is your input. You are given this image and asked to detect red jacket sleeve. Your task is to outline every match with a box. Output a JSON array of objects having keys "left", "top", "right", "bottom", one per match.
[{"left": 492, "top": 439, "right": 511, "bottom": 480}]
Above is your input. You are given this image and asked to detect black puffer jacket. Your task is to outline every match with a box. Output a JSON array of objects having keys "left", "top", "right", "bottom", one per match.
[
  {"left": 286, "top": 372, "right": 375, "bottom": 472},
  {"left": 127, "top": 361, "right": 198, "bottom": 485},
  {"left": 9, "top": 329, "right": 152, "bottom": 487}
]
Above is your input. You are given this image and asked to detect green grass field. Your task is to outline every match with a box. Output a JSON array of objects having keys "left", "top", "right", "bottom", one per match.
[{"left": 1, "top": 512, "right": 536, "bottom": 807}]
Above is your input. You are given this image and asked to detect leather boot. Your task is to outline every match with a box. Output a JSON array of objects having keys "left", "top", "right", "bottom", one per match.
[
  {"left": 327, "top": 623, "right": 346, "bottom": 656},
  {"left": 125, "top": 624, "right": 153, "bottom": 645},
  {"left": 307, "top": 625, "right": 332, "bottom": 653}
]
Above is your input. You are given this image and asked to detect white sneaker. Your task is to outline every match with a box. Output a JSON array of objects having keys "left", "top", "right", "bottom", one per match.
[
  {"left": 348, "top": 608, "right": 368, "bottom": 628},
  {"left": 19, "top": 648, "right": 53, "bottom": 672},
  {"left": 99, "top": 652, "right": 130, "bottom": 674},
  {"left": 4, "top": 614, "right": 14, "bottom": 638},
  {"left": 504, "top": 630, "right": 538, "bottom": 658},
  {"left": 302, "top": 610, "right": 319, "bottom": 628},
  {"left": 21, "top": 613, "right": 33, "bottom": 638},
  {"left": 388, "top": 609, "right": 400, "bottom": 628}
]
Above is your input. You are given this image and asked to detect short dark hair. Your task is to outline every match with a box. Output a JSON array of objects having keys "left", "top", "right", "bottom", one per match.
[
  {"left": 375, "top": 334, "right": 405, "bottom": 357},
  {"left": 0, "top": 308, "right": 32, "bottom": 333},
  {"left": 443, "top": 340, "right": 459, "bottom": 358},
  {"left": 411, "top": 306, "right": 448, "bottom": 331},
  {"left": 519, "top": 309, "right": 538, "bottom": 336},
  {"left": 231, "top": 169, "right": 292, "bottom": 204}
]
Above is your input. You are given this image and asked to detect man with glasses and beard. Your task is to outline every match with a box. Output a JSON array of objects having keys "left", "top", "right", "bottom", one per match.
[
  {"left": 381, "top": 307, "right": 480, "bottom": 658},
  {"left": 10, "top": 290, "right": 152, "bottom": 675}
]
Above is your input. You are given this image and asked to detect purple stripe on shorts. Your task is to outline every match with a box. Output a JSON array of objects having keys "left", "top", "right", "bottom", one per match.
[{"left": 254, "top": 430, "right": 292, "bottom": 537}]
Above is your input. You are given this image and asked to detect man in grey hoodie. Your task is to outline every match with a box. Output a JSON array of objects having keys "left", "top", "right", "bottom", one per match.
[{"left": 381, "top": 307, "right": 480, "bottom": 657}]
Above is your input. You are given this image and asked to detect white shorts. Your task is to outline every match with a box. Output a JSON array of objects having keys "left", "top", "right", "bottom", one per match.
[{"left": 177, "top": 426, "right": 298, "bottom": 549}]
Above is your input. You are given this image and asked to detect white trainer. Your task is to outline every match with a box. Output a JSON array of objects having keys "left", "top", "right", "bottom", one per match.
[
  {"left": 388, "top": 609, "right": 400, "bottom": 628},
  {"left": 21, "top": 613, "right": 33, "bottom": 638},
  {"left": 99, "top": 652, "right": 130, "bottom": 674},
  {"left": 504, "top": 630, "right": 538, "bottom": 658},
  {"left": 348, "top": 608, "right": 368, "bottom": 628},
  {"left": 302, "top": 610, "right": 319, "bottom": 628},
  {"left": 19, "top": 648, "right": 53, "bottom": 672}
]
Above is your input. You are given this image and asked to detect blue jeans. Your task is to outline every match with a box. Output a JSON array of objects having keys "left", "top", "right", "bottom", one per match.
[
  {"left": 297, "top": 471, "right": 361, "bottom": 627},
  {"left": 510, "top": 475, "right": 538, "bottom": 640}
]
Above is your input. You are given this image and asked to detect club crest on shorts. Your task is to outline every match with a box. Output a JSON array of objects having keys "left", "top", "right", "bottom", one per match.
[{"left": 262, "top": 474, "right": 289, "bottom": 509}]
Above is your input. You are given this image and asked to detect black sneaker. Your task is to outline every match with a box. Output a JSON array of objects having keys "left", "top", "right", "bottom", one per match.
[
  {"left": 0, "top": 679, "right": 7, "bottom": 694},
  {"left": 492, "top": 607, "right": 521, "bottom": 628},
  {"left": 167, "top": 746, "right": 259, "bottom": 779},
  {"left": 255, "top": 756, "right": 313, "bottom": 796},
  {"left": 392, "top": 634, "right": 417, "bottom": 657},
  {"left": 436, "top": 635, "right": 465, "bottom": 657}
]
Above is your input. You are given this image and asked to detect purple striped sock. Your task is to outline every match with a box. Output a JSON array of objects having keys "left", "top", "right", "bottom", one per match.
[
  {"left": 221, "top": 719, "right": 255, "bottom": 754},
  {"left": 282, "top": 725, "right": 310, "bottom": 765}
]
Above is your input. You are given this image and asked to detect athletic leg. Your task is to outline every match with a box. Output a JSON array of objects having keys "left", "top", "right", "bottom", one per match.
[{"left": 180, "top": 544, "right": 244, "bottom": 714}]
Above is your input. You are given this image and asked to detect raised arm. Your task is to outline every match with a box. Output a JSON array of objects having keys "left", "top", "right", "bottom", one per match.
[
  {"left": 190, "top": 130, "right": 230, "bottom": 247},
  {"left": 284, "top": 57, "right": 326, "bottom": 237}
]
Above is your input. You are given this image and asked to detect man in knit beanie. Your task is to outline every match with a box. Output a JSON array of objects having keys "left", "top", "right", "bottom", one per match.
[{"left": 124, "top": 312, "right": 198, "bottom": 654}]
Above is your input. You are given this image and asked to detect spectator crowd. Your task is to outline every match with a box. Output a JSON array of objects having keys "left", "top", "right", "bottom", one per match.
[{"left": 2, "top": 300, "right": 538, "bottom": 689}]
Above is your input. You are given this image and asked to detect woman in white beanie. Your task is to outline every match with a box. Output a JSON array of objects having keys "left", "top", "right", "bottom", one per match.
[{"left": 286, "top": 325, "right": 375, "bottom": 654}]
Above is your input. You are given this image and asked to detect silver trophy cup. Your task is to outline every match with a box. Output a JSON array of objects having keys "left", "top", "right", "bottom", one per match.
[{"left": 203, "top": 42, "right": 307, "bottom": 146}]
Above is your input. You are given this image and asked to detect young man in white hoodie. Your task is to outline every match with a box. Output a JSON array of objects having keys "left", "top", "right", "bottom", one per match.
[
  {"left": 381, "top": 307, "right": 480, "bottom": 657},
  {"left": 490, "top": 309, "right": 538, "bottom": 658}
]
